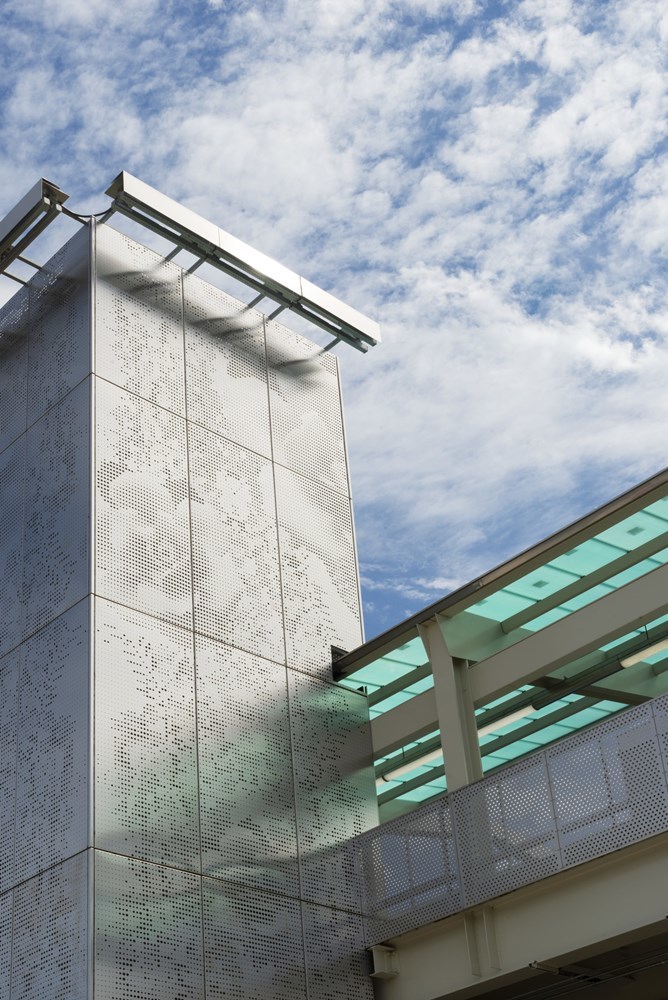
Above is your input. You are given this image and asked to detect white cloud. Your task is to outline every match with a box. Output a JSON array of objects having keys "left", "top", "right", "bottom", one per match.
[{"left": 1, "top": 0, "right": 667, "bottom": 636}]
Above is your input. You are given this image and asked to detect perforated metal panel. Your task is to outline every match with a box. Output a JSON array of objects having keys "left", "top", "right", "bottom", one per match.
[
  {"left": 650, "top": 693, "right": 668, "bottom": 778},
  {"left": 0, "top": 438, "right": 24, "bottom": 656},
  {"left": 11, "top": 851, "right": 89, "bottom": 1000},
  {"left": 27, "top": 227, "right": 90, "bottom": 426},
  {"left": 95, "top": 380, "right": 192, "bottom": 629},
  {"left": 95, "top": 851, "right": 203, "bottom": 1000},
  {"left": 276, "top": 467, "right": 361, "bottom": 679},
  {"left": 289, "top": 672, "right": 375, "bottom": 910},
  {"left": 357, "top": 797, "right": 461, "bottom": 942},
  {"left": 184, "top": 272, "right": 271, "bottom": 458},
  {"left": 23, "top": 378, "right": 90, "bottom": 638},
  {"left": 189, "top": 423, "right": 284, "bottom": 662},
  {"left": 266, "top": 319, "right": 348, "bottom": 493},
  {"left": 196, "top": 636, "right": 298, "bottom": 896},
  {"left": 95, "top": 225, "right": 185, "bottom": 416},
  {"left": 95, "top": 599, "right": 199, "bottom": 871},
  {"left": 0, "top": 890, "right": 11, "bottom": 999},
  {"left": 453, "top": 752, "right": 560, "bottom": 908},
  {"left": 0, "top": 650, "right": 19, "bottom": 895},
  {"left": 547, "top": 702, "right": 668, "bottom": 869},
  {"left": 203, "top": 877, "right": 306, "bottom": 1000},
  {"left": 0, "top": 282, "right": 28, "bottom": 455},
  {"left": 14, "top": 600, "right": 89, "bottom": 884},
  {"left": 302, "top": 902, "right": 373, "bottom": 1000}
]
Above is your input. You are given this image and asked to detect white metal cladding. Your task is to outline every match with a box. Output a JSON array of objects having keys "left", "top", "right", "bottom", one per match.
[
  {"left": 94, "top": 852, "right": 204, "bottom": 1000},
  {"left": 356, "top": 694, "right": 668, "bottom": 944},
  {"left": 95, "top": 225, "right": 185, "bottom": 416},
  {"left": 195, "top": 637, "right": 299, "bottom": 898},
  {"left": 14, "top": 601, "right": 90, "bottom": 886},
  {"left": 266, "top": 317, "right": 349, "bottom": 494},
  {"left": 23, "top": 377, "right": 90, "bottom": 639},
  {"left": 276, "top": 465, "right": 362, "bottom": 679},
  {"left": 0, "top": 439, "right": 24, "bottom": 655},
  {"left": 11, "top": 851, "right": 89, "bottom": 1000},
  {"left": 188, "top": 422, "right": 285, "bottom": 663},
  {"left": 27, "top": 226, "right": 90, "bottom": 426},
  {"left": 183, "top": 270, "right": 271, "bottom": 459},
  {"left": 288, "top": 671, "right": 378, "bottom": 912},
  {"left": 203, "top": 878, "right": 307, "bottom": 1000},
  {"left": 0, "top": 649, "right": 19, "bottom": 895},
  {"left": 0, "top": 891, "right": 10, "bottom": 997},
  {"left": 94, "top": 599, "right": 200, "bottom": 872},
  {"left": 0, "top": 220, "right": 376, "bottom": 999},
  {"left": 95, "top": 380, "right": 192, "bottom": 630},
  {"left": 0, "top": 282, "right": 29, "bottom": 453},
  {"left": 302, "top": 902, "right": 374, "bottom": 1000}
]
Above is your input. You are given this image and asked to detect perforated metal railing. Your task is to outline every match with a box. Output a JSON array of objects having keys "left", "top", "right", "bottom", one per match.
[{"left": 354, "top": 694, "right": 668, "bottom": 944}]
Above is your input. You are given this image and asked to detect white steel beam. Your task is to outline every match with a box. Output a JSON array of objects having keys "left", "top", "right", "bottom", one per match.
[
  {"left": 371, "top": 688, "right": 437, "bottom": 758},
  {"left": 469, "top": 560, "right": 668, "bottom": 707},
  {"left": 418, "top": 617, "right": 482, "bottom": 791},
  {"left": 373, "top": 834, "right": 668, "bottom": 1000}
]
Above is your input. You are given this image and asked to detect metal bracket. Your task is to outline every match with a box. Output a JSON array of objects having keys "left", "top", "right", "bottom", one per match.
[{"left": 368, "top": 945, "right": 399, "bottom": 979}]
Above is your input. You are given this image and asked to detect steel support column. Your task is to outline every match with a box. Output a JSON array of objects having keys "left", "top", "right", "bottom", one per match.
[{"left": 418, "top": 616, "right": 482, "bottom": 792}]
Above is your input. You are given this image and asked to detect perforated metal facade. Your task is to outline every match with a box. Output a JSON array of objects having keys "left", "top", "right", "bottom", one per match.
[{"left": 0, "top": 220, "right": 374, "bottom": 999}]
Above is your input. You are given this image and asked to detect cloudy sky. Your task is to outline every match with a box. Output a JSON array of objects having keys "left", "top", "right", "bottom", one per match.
[{"left": 2, "top": 0, "right": 667, "bottom": 639}]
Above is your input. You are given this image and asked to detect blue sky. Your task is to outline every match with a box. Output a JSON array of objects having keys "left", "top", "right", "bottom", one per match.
[{"left": 2, "top": 0, "right": 668, "bottom": 639}]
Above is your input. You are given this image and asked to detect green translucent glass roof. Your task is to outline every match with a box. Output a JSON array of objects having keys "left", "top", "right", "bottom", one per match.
[
  {"left": 338, "top": 635, "right": 430, "bottom": 719},
  {"left": 342, "top": 478, "right": 668, "bottom": 819},
  {"left": 467, "top": 498, "right": 668, "bottom": 633}
]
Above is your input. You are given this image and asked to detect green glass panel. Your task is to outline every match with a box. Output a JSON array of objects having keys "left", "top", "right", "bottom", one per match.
[
  {"left": 468, "top": 590, "right": 534, "bottom": 621},
  {"left": 371, "top": 690, "right": 415, "bottom": 714},
  {"left": 558, "top": 583, "right": 614, "bottom": 611},
  {"left": 506, "top": 565, "right": 580, "bottom": 600},
  {"left": 522, "top": 606, "right": 570, "bottom": 632},
  {"left": 597, "top": 509, "right": 668, "bottom": 548},
  {"left": 607, "top": 558, "right": 665, "bottom": 588},
  {"left": 644, "top": 498, "right": 668, "bottom": 519},
  {"left": 551, "top": 538, "right": 625, "bottom": 575},
  {"left": 405, "top": 675, "right": 434, "bottom": 696}
]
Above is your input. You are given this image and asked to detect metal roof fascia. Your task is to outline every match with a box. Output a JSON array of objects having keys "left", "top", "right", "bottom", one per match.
[{"left": 105, "top": 171, "right": 380, "bottom": 349}]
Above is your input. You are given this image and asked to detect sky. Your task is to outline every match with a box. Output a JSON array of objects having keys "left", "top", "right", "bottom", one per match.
[{"left": 1, "top": 0, "right": 667, "bottom": 640}]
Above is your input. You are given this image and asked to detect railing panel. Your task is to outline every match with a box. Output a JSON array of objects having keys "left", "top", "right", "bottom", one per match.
[
  {"left": 356, "top": 798, "right": 461, "bottom": 941},
  {"left": 355, "top": 696, "right": 668, "bottom": 944},
  {"left": 546, "top": 703, "right": 668, "bottom": 868},
  {"left": 452, "top": 754, "right": 560, "bottom": 908}
]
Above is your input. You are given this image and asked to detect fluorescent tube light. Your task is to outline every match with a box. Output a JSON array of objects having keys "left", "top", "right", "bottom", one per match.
[
  {"left": 379, "top": 747, "right": 444, "bottom": 783},
  {"left": 620, "top": 638, "right": 668, "bottom": 668},
  {"left": 477, "top": 705, "right": 534, "bottom": 739}
]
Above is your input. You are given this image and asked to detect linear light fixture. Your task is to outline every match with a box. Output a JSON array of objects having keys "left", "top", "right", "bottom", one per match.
[
  {"left": 477, "top": 705, "right": 534, "bottom": 739},
  {"left": 0, "top": 178, "right": 70, "bottom": 278},
  {"left": 620, "top": 637, "right": 668, "bottom": 668},
  {"left": 377, "top": 704, "right": 537, "bottom": 784},
  {"left": 379, "top": 746, "right": 444, "bottom": 784},
  {"left": 105, "top": 171, "right": 381, "bottom": 353}
]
